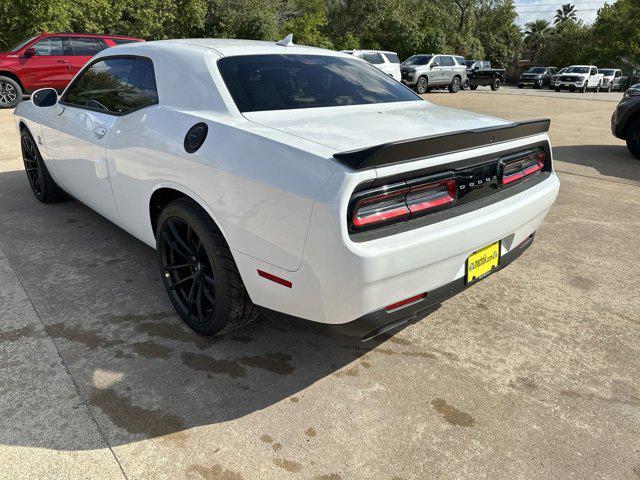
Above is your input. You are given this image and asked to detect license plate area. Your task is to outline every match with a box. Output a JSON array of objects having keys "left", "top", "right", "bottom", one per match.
[{"left": 466, "top": 241, "right": 500, "bottom": 283}]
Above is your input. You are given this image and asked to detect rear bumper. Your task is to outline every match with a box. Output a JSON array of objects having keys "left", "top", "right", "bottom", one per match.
[{"left": 334, "top": 233, "right": 535, "bottom": 339}]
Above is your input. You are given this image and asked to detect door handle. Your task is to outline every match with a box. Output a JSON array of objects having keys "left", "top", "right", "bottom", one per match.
[{"left": 57, "top": 59, "right": 69, "bottom": 63}]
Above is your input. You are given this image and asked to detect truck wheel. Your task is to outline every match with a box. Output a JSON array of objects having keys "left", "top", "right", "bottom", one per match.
[
  {"left": 595, "top": 82, "right": 601, "bottom": 93},
  {"left": 470, "top": 84, "right": 478, "bottom": 91},
  {"left": 462, "top": 79, "right": 470, "bottom": 90},
  {"left": 625, "top": 117, "right": 640, "bottom": 160},
  {"left": 415, "top": 76, "right": 429, "bottom": 94},
  {"left": 491, "top": 79, "right": 501, "bottom": 91},
  {"left": 20, "top": 128, "right": 66, "bottom": 203},
  {"left": 0, "top": 76, "right": 22, "bottom": 109},
  {"left": 157, "top": 198, "right": 260, "bottom": 336},
  {"left": 581, "top": 82, "right": 588, "bottom": 93},
  {"left": 607, "top": 82, "right": 612, "bottom": 93},
  {"left": 517, "top": 84, "right": 524, "bottom": 89},
  {"left": 555, "top": 86, "right": 561, "bottom": 92},
  {"left": 448, "top": 76, "right": 461, "bottom": 93}
]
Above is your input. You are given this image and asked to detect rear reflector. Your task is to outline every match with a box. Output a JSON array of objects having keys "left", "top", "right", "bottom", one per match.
[
  {"left": 384, "top": 293, "right": 427, "bottom": 312},
  {"left": 501, "top": 151, "right": 545, "bottom": 185},
  {"left": 257, "top": 270, "right": 292, "bottom": 288}
]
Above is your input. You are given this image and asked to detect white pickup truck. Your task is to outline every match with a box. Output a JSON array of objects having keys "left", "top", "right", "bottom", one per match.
[{"left": 554, "top": 65, "right": 604, "bottom": 93}]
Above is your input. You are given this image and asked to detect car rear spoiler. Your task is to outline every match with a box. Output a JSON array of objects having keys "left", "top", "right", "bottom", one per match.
[{"left": 333, "top": 118, "right": 550, "bottom": 170}]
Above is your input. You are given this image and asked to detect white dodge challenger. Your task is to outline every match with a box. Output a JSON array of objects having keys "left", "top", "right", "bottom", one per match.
[{"left": 14, "top": 37, "right": 559, "bottom": 340}]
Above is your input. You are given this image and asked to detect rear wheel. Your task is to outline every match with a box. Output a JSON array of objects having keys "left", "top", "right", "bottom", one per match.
[
  {"left": 0, "top": 76, "right": 22, "bottom": 109},
  {"left": 415, "top": 76, "right": 428, "bottom": 94},
  {"left": 20, "top": 128, "right": 66, "bottom": 203},
  {"left": 518, "top": 84, "right": 524, "bottom": 89},
  {"left": 157, "top": 198, "right": 259, "bottom": 336},
  {"left": 490, "top": 79, "right": 501, "bottom": 91},
  {"left": 607, "top": 82, "right": 612, "bottom": 93},
  {"left": 448, "top": 76, "right": 461, "bottom": 93},
  {"left": 470, "top": 84, "right": 478, "bottom": 91},
  {"left": 625, "top": 117, "right": 640, "bottom": 160}
]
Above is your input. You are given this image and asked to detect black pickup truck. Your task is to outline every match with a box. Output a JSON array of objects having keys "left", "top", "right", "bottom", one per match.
[{"left": 465, "top": 60, "right": 506, "bottom": 91}]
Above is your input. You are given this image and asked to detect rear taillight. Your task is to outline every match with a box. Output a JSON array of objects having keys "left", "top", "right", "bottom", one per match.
[
  {"left": 500, "top": 151, "right": 545, "bottom": 185},
  {"left": 350, "top": 174, "right": 456, "bottom": 230}
]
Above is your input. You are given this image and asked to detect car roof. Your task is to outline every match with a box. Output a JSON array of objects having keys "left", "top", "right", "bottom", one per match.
[
  {"left": 39, "top": 32, "right": 141, "bottom": 40},
  {"left": 152, "top": 38, "right": 341, "bottom": 57}
]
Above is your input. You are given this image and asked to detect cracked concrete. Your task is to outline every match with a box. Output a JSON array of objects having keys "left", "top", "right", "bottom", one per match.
[{"left": 0, "top": 88, "right": 638, "bottom": 479}]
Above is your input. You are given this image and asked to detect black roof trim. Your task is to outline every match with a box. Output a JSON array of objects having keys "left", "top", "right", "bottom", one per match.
[{"left": 333, "top": 118, "right": 551, "bottom": 170}]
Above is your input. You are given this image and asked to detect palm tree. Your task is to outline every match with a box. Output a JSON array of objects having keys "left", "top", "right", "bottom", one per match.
[
  {"left": 554, "top": 3, "right": 578, "bottom": 24},
  {"left": 524, "top": 19, "right": 551, "bottom": 47}
]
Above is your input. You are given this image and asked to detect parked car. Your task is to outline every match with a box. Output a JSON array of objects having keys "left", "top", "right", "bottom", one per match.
[
  {"left": 401, "top": 54, "right": 467, "bottom": 94},
  {"left": 465, "top": 60, "right": 505, "bottom": 91},
  {"left": 611, "top": 84, "right": 640, "bottom": 159},
  {"left": 549, "top": 67, "right": 567, "bottom": 89},
  {"left": 14, "top": 37, "right": 559, "bottom": 340},
  {"left": 554, "top": 65, "right": 604, "bottom": 93},
  {"left": 341, "top": 49, "right": 401, "bottom": 81},
  {"left": 599, "top": 68, "right": 625, "bottom": 92},
  {"left": 518, "top": 66, "right": 557, "bottom": 89},
  {"left": 0, "top": 32, "right": 143, "bottom": 108}
]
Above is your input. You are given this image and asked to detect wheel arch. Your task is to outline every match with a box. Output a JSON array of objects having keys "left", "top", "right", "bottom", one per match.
[
  {"left": 0, "top": 71, "right": 25, "bottom": 92},
  {"left": 620, "top": 108, "right": 640, "bottom": 138},
  {"left": 149, "top": 184, "right": 229, "bottom": 242}
]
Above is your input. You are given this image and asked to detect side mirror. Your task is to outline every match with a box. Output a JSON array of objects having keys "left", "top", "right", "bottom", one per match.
[
  {"left": 431, "top": 62, "right": 440, "bottom": 69},
  {"left": 32, "top": 88, "right": 58, "bottom": 108},
  {"left": 24, "top": 47, "right": 36, "bottom": 57}
]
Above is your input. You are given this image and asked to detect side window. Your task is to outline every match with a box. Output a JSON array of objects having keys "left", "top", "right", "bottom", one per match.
[
  {"left": 110, "top": 38, "right": 139, "bottom": 45},
  {"left": 32, "top": 37, "right": 65, "bottom": 56},
  {"left": 432, "top": 56, "right": 442, "bottom": 67},
  {"left": 364, "top": 52, "right": 383, "bottom": 64},
  {"left": 483, "top": 61, "right": 490, "bottom": 69},
  {"left": 69, "top": 37, "right": 108, "bottom": 56},
  {"left": 441, "top": 56, "right": 455, "bottom": 67},
  {"left": 383, "top": 53, "right": 400, "bottom": 64},
  {"left": 615, "top": 71, "right": 621, "bottom": 78},
  {"left": 62, "top": 57, "right": 158, "bottom": 115},
  {"left": 590, "top": 67, "right": 597, "bottom": 75}
]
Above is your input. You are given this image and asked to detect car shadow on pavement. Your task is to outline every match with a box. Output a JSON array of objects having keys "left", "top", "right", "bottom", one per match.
[
  {"left": 0, "top": 169, "right": 436, "bottom": 450},
  {"left": 552, "top": 145, "right": 640, "bottom": 184}
]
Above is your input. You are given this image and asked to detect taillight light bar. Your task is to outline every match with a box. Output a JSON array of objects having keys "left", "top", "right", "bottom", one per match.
[
  {"left": 501, "top": 151, "right": 545, "bottom": 185},
  {"left": 351, "top": 174, "right": 456, "bottom": 230}
]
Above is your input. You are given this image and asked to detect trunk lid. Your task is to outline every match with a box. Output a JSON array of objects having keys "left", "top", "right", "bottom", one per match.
[{"left": 243, "top": 101, "right": 510, "bottom": 152}]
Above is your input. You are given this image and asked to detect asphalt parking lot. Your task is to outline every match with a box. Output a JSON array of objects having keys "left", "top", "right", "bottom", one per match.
[{"left": 1, "top": 88, "right": 639, "bottom": 480}]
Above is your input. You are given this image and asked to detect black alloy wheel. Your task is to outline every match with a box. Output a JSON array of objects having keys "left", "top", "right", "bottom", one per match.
[
  {"left": 0, "top": 76, "right": 21, "bottom": 108},
  {"left": 157, "top": 198, "right": 259, "bottom": 335},
  {"left": 491, "top": 78, "right": 501, "bottom": 91},
  {"left": 416, "top": 76, "right": 428, "bottom": 94},
  {"left": 20, "top": 128, "right": 65, "bottom": 202},
  {"left": 448, "top": 76, "right": 461, "bottom": 93}
]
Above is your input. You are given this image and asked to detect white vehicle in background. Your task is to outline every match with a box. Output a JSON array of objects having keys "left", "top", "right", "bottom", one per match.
[
  {"left": 555, "top": 65, "right": 604, "bottom": 93},
  {"left": 13, "top": 37, "right": 559, "bottom": 341},
  {"left": 341, "top": 49, "right": 401, "bottom": 81},
  {"left": 550, "top": 67, "right": 567, "bottom": 89},
  {"left": 599, "top": 68, "right": 624, "bottom": 92}
]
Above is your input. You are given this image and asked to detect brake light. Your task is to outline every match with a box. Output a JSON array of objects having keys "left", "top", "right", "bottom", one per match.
[
  {"left": 501, "top": 151, "right": 545, "bottom": 185},
  {"left": 350, "top": 175, "right": 456, "bottom": 230}
]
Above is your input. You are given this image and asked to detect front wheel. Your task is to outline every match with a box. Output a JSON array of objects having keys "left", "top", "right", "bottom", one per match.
[
  {"left": 581, "top": 82, "right": 588, "bottom": 93},
  {"left": 448, "top": 76, "right": 461, "bottom": 93},
  {"left": 595, "top": 82, "right": 601, "bottom": 93},
  {"left": 157, "top": 198, "right": 259, "bottom": 336},
  {"left": 607, "top": 82, "right": 612, "bottom": 92},
  {"left": 625, "top": 118, "right": 640, "bottom": 160},
  {"left": 0, "top": 76, "right": 22, "bottom": 109},
  {"left": 20, "top": 128, "right": 66, "bottom": 203},
  {"left": 470, "top": 84, "right": 478, "bottom": 91},
  {"left": 491, "top": 79, "right": 501, "bottom": 91},
  {"left": 415, "top": 76, "right": 428, "bottom": 94}
]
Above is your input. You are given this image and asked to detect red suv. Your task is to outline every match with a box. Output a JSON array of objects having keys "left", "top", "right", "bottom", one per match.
[{"left": 0, "top": 33, "right": 143, "bottom": 108}]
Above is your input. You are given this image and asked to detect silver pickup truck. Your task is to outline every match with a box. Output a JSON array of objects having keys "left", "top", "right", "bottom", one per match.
[{"left": 400, "top": 54, "right": 467, "bottom": 94}]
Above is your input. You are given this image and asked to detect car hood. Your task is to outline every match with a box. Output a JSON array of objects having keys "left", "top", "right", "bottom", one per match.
[{"left": 243, "top": 101, "right": 511, "bottom": 152}]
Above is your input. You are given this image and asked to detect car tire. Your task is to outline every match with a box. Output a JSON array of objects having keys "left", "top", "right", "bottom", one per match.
[
  {"left": 0, "top": 76, "right": 22, "bottom": 109},
  {"left": 490, "top": 79, "right": 500, "bottom": 91},
  {"left": 415, "top": 76, "right": 428, "bottom": 94},
  {"left": 555, "top": 86, "right": 561, "bottom": 92},
  {"left": 625, "top": 117, "right": 640, "bottom": 160},
  {"left": 448, "top": 76, "right": 461, "bottom": 93},
  {"left": 470, "top": 84, "right": 478, "bottom": 90},
  {"left": 462, "top": 79, "right": 470, "bottom": 90},
  {"left": 20, "top": 128, "right": 66, "bottom": 203},
  {"left": 156, "top": 197, "right": 259, "bottom": 336},
  {"left": 581, "top": 82, "right": 588, "bottom": 93},
  {"left": 518, "top": 84, "right": 524, "bottom": 89},
  {"left": 595, "top": 82, "right": 601, "bottom": 93},
  {"left": 607, "top": 82, "right": 612, "bottom": 93}
]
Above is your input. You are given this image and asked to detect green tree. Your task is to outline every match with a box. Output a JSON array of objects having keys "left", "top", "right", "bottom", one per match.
[
  {"left": 523, "top": 19, "right": 551, "bottom": 61},
  {"left": 554, "top": 3, "right": 577, "bottom": 25},
  {"left": 589, "top": 0, "right": 640, "bottom": 69}
]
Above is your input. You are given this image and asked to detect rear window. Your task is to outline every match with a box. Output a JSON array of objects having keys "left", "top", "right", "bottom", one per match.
[
  {"left": 69, "top": 37, "right": 108, "bottom": 56},
  {"left": 383, "top": 52, "right": 401, "bottom": 64},
  {"left": 218, "top": 54, "right": 419, "bottom": 113}
]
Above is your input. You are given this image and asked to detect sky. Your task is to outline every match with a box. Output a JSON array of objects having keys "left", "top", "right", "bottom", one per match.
[{"left": 514, "top": 0, "right": 609, "bottom": 26}]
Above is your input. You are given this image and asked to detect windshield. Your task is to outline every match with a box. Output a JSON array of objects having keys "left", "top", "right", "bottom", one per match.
[
  {"left": 465, "top": 60, "right": 476, "bottom": 67},
  {"left": 599, "top": 69, "right": 614, "bottom": 76},
  {"left": 565, "top": 67, "right": 590, "bottom": 74},
  {"left": 218, "top": 54, "right": 420, "bottom": 113},
  {"left": 526, "top": 67, "right": 547, "bottom": 74},
  {"left": 9, "top": 36, "right": 38, "bottom": 52},
  {"left": 402, "top": 55, "right": 433, "bottom": 66}
]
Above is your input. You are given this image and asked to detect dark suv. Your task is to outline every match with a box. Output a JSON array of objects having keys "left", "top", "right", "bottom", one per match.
[
  {"left": 0, "top": 33, "right": 142, "bottom": 108},
  {"left": 611, "top": 84, "right": 640, "bottom": 159},
  {"left": 518, "top": 66, "right": 557, "bottom": 89}
]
